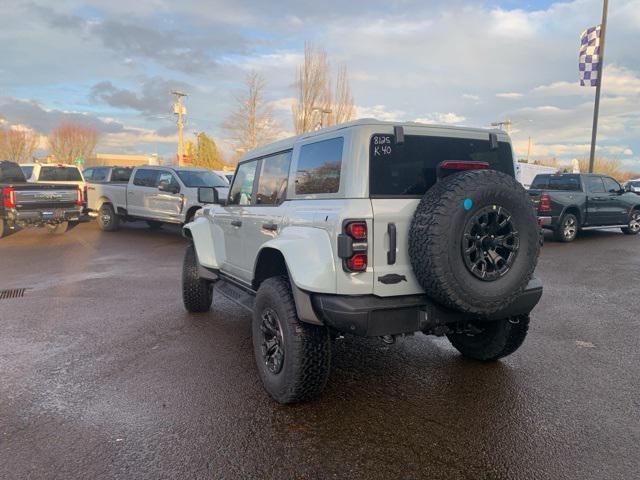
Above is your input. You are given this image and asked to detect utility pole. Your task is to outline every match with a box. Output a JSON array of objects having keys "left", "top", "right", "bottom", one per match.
[
  {"left": 526, "top": 136, "right": 532, "bottom": 163},
  {"left": 491, "top": 119, "right": 512, "bottom": 136},
  {"left": 588, "top": 0, "right": 609, "bottom": 173},
  {"left": 171, "top": 90, "right": 187, "bottom": 166}
]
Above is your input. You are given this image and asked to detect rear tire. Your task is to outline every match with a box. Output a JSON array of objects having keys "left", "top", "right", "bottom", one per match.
[
  {"left": 252, "top": 276, "right": 331, "bottom": 404},
  {"left": 409, "top": 170, "right": 540, "bottom": 316},
  {"left": 46, "top": 222, "right": 69, "bottom": 234},
  {"left": 447, "top": 314, "right": 530, "bottom": 361},
  {"left": 182, "top": 243, "right": 213, "bottom": 313},
  {"left": 97, "top": 203, "right": 119, "bottom": 231},
  {"left": 621, "top": 210, "right": 640, "bottom": 235},
  {"left": 553, "top": 213, "right": 578, "bottom": 242}
]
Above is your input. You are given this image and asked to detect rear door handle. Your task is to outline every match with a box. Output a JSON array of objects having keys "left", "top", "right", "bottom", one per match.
[
  {"left": 262, "top": 222, "right": 278, "bottom": 231},
  {"left": 231, "top": 220, "right": 242, "bottom": 227}
]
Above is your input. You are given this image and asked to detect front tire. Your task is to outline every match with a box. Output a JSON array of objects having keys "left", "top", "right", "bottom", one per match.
[
  {"left": 182, "top": 243, "right": 213, "bottom": 313},
  {"left": 554, "top": 213, "right": 578, "bottom": 242},
  {"left": 621, "top": 210, "right": 640, "bottom": 235},
  {"left": 447, "top": 314, "right": 530, "bottom": 361},
  {"left": 252, "top": 276, "right": 331, "bottom": 404},
  {"left": 97, "top": 203, "right": 119, "bottom": 231}
]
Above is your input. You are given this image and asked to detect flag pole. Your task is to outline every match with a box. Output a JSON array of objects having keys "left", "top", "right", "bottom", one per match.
[{"left": 588, "top": 0, "right": 609, "bottom": 173}]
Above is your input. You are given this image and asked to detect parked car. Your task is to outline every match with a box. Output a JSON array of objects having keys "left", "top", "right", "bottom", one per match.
[
  {"left": 86, "top": 165, "right": 229, "bottom": 231},
  {"left": 83, "top": 166, "right": 133, "bottom": 184},
  {"left": 182, "top": 119, "right": 542, "bottom": 404},
  {"left": 529, "top": 173, "right": 640, "bottom": 242},
  {"left": 21, "top": 163, "right": 85, "bottom": 188},
  {"left": 214, "top": 170, "right": 234, "bottom": 184},
  {"left": 623, "top": 179, "right": 640, "bottom": 194},
  {"left": 1, "top": 160, "right": 86, "bottom": 237}
]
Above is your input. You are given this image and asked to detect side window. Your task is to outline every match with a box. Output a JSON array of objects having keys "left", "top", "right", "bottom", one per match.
[
  {"left": 93, "top": 168, "right": 108, "bottom": 182},
  {"left": 157, "top": 171, "right": 180, "bottom": 188},
  {"left": 602, "top": 177, "right": 621, "bottom": 193},
  {"left": 83, "top": 168, "right": 94, "bottom": 181},
  {"left": 111, "top": 168, "right": 132, "bottom": 182},
  {"left": 295, "top": 137, "right": 343, "bottom": 195},
  {"left": 257, "top": 151, "right": 292, "bottom": 205},
  {"left": 586, "top": 176, "right": 605, "bottom": 193},
  {"left": 229, "top": 161, "right": 258, "bottom": 206},
  {"left": 133, "top": 169, "right": 159, "bottom": 187}
]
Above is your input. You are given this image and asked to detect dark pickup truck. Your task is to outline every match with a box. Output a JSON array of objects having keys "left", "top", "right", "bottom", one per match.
[
  {"left": 1, "top": 160, "right": 86, "bottom": 238},
  {"left": 529, "top": 173, "right": 640, "bottom": 242}
]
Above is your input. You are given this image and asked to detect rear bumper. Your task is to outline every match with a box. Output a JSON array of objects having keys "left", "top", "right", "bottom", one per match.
[
  {"left": 311, "top": 278, "right": 543, "bottom": 337},
  {"left": 538, "top": 215, "right": 560, "bottom": 229},
  {"left": 6, "top": 208, "right": 88, "bottom": 225}
]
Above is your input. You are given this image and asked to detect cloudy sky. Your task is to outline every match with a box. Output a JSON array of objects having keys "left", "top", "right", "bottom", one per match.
[{"left": 1, "top": 0, "right": 639, "bottom": 170}]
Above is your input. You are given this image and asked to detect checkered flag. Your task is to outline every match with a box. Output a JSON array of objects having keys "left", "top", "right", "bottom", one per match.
[{"left": 579, "top": 25, "right": 601, "bottom": 86}]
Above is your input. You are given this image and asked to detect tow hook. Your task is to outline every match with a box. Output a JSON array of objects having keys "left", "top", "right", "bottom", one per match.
[{"left": 380, "top": 335, "right": 396, "bottom": 345}]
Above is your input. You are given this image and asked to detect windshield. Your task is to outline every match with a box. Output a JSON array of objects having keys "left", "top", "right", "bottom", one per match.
[
  {"left": 176, "top": 170, "right": 227, "bottom": 187},
  {"left": 39, "top": 166, "right": 83, "bottom": 181},
  {"left": 369, "top": 134, "right": 515, "bottom": 197},
  {"left": 629, "top": 181, "right": 640, "bottom": 188},
  {"left": 21, "top": 166, "right": 34, "bottom": 179}
]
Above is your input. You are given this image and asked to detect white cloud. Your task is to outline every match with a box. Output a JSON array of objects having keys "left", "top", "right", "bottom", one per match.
[
  {"left": 496, "top": 92, "right": 524, "bottom": 99},
  {"left": 414, "top": 112, "right": 466, "bottom": 125}
]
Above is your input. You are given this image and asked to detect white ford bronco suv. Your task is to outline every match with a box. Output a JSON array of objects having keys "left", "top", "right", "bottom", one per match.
[{"left": 182, "top": 119, "right": 542, "bottom": 404}]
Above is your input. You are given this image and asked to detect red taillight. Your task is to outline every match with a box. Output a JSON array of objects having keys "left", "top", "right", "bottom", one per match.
[
  {"left": 538, "top": 193, "right": 551, "bottom": 213},
  {"left": 346, "top": 253, "right": 367, "bottom": 271},
  {"left": 76, "top": 187, "right": 83, "bottom": 206},
  {"left": 439, "top": 161, "right": 490, "bottom": 171},
  {"left": 345, "top": 221, "right": 367, "bottom": 240},
  {"left": 2, "top": 187, "right": 16, "bottom": 209}
]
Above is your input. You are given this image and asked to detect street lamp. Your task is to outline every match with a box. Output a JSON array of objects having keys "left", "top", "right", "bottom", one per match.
[{"left": 312, "top": 107, "right": 332, "bottom": 129}]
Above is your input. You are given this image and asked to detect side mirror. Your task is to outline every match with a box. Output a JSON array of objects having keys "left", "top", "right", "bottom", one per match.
[{"left": 159, "top": 182, "right": 179, "bottom": 194}]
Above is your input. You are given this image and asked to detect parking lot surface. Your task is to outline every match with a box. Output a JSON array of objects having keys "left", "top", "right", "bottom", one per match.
[{"left": 1, "top": 223, "right": 639, "bottom": 479}]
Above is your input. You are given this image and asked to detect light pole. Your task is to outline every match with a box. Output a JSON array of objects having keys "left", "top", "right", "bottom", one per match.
[
  {"left": 312, "top": 107, "right": 332, "bottom": 130},
  {"left": 491, "top": 119, "right": 513, "bottom": 136},
  {"left": 172, "top": 90, "right": 187, "bottom": 166}
]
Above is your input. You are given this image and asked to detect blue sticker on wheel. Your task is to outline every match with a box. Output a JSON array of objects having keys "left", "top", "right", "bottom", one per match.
[{"left": 463, "top": 198, "right": 473, "bottom": 210}]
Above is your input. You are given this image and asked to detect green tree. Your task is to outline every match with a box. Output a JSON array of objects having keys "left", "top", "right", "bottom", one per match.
[{"left": 193, "top": 132, "right": 224, "bottom": 170}]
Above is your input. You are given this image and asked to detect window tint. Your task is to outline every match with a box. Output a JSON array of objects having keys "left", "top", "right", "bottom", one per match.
[
  {"left": 295, "top": 137, "right": 343, "bottom": 195},
  {"left": 111, "top": 168, "right": 132, "bottom": 182},
  {"left": 0, "top": 161, "right": 27, "bottom": 182},
  {"left": 229, "top": 161, "right": 258, "bottom": 205},
  {"left": 176, "top": 170, "right": 227, "bottom": 187},
  {"left": 21, "top": 166, "right": 34, "bottom": 179},
  {"left": 602, "top": 177, "right": 621, "bottom": 192},
  {"left": 530, "top": 175, "right": 549, "bottom": 189},
  {"left": 547, "top": 175, "right": 581, "bottom": 191},
  {"left": 39, "top": 166, "right": 83, "bottom": 181},
  {"left": 257, "top": 151, "right": 292, "bottom": 205},
  {"left": 158, "top": 171, "right": 179, "bottom": 188},
  {"left": 92, "top": 168, "right": 108, "bottom": 182},
  {"left": 586, "top": 176, "right": 605, "bottom": 193},
  {"left": 133, "top": 169, "right": 159, "bottom": 187},
  {"left": 369, "top": 134, "right": 515, "bottom": 196}
]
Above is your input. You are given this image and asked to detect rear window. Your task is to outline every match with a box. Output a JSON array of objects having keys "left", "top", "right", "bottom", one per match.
[
  {"left": 39, "top": 166, "right": 83, "bottom": 182},
  {"left": 531, "top": 174, "right": 581, "bottom": 191},
  {"left": 369, "top": 134, "right": 515, "bottom": 197},
  {"left": 21, "top": 166, "right": 34, "bottom": 179},
  {"left": 0, "top": 162, "right": 27, "bottom": 183}
]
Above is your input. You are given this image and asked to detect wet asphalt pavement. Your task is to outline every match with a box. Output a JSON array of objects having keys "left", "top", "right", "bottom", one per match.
[{"left": 0, "top": 222, "right": 639, "bottom": 480}]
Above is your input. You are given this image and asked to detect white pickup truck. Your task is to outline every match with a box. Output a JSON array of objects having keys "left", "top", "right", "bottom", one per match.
[{"left": 86, "top": 165, "right": 229, "bottom": 231}]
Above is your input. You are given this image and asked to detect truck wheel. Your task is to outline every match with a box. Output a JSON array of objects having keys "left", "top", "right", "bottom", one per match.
[
  {"left": 409, "top": 170, "right": 540, "bottom": 316},
  {"left": 46, "top": 222, "right": 69, "bottom": 234},
  {"left": 97, "top": 204, "right": 119, "bottom": 231},
  {"left": 621, "top": 210, "right": 640, "bottom": 235},
  {"left": 147, "top": 220, "right": 163, "bottom": 230},
  {"left": 553, "top": 213, "right": 578, "bottom": 242},
  {"left": 447, "top": 314, "right": 530, "bottom": 361},
  {"left": 252, "top": 276, "right": 331, "bottom": 404},
  {"left": 182, "top": 243, "right": 213, "bottom": 313}
]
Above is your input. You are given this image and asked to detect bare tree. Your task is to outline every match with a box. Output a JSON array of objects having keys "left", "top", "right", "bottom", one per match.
[
  {"left": 292, "top": 43, "right": 355, "bottom": 134},
  {"left": 223, "top": 72, "right": 278, "bottom": 154},
  {"left": 0, "top": 128, "right": 40, "bottom": 163},
  {"left": 48, "top": 123, "right": 98, "bottom": 164}
]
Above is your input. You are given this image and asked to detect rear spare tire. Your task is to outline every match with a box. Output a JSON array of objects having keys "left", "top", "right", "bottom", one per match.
[{"left": 409, "top": 169, "right": 540, "bottom": 316}]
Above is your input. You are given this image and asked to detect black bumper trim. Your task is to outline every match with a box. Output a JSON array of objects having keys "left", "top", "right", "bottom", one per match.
[{"left": 311, "top": 278, "right": 543, "bottom": 337}]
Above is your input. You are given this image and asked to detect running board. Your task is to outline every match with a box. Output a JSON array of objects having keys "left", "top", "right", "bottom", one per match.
[
  {"left": 215, "top": 280, "right": 255, "bottom": 312},
  {"left": 581, "top": 225, "right": 627, "bottom": 230}
]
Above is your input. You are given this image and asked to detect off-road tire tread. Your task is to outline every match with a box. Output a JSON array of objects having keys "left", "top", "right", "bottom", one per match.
[
  {"left": 447, "top": 314, "right": 530, "bottom": 361},
  {"left": 254, "top": 276, "right": 331, "bottom": 404},
  {"left": 182, "top": 243, "right": 213, "bottom": 313},
  {"left": 409, "top": 170, "right": 539, "bottom": 316}
]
